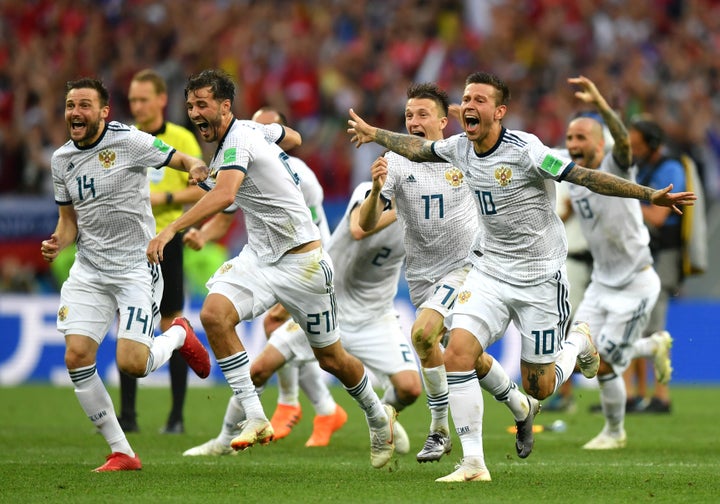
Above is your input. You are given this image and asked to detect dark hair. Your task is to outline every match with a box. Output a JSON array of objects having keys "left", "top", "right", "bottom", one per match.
[
  {"left": 630, "top": 117, "right": 664, "bottom": 151},
  {"left": 184, "top": 69, "right": 236, "bottom": 104},
  {"left": 132, "top": 68, "right": 167, "bottom": 95},
  {"left": 464, "top": 72, "right": 510, "bottom": 106},
  {"left": 66, "top": 78, "right": 110, "bottom": 107},
  {"left": 406, "top": 83, "right": 450, "bottom": 117}
]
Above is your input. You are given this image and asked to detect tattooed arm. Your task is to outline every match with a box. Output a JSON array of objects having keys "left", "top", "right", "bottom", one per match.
[
  {"left": 568, "top": 76, "right": 631, "bottom": 168},
  {"left": 564, "top": 165, "right": 696, "bottom": 214},
  {"left": 348, "top": 108, "right": 443, "bottom": 163}
]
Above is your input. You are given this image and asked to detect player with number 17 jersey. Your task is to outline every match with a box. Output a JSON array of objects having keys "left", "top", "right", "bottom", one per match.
[{"left": 380, "top": 151, "right": 478, "bottom": 306}]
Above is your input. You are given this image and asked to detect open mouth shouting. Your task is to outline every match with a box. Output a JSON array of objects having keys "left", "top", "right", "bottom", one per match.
[
  {"left": 464, "top": 114, "right": 480, "bottom": 133},
  {"left": 70, "top": 119, "right": 86, "bottom": 137},
  {"left": 68, "top": 117, "right": 100, "bottom": 145},
  {"left": 568, "top": 151, "right": 586, "bottom": 165},
  {"left": 194, "top": 119, "right": 215, "bottom": 141}
]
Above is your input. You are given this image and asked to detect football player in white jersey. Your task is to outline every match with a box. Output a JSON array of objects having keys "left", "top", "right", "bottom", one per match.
[
  {"left": 41, "top": 78, "right": 211, "bottom": 472},
  {"left": 182, "top": 107, "right": 346, "bottom": 449},
  {"left": 563, "top": 76, "right": 670, "bottom": 450},
  {"left": 250, "top": 107, "right": 340, "bottom": 445},
  {"left": 147, "top": 69, "right": 396, "bottom": 469},
  {"left": 348, "top": 71, "right": 695, "bottom": 482},
  {"left": 358, "top": 83, "right": 540, "bottom": 464},
  {"left": 184, "top": 181, "right": 422, "bottom": 456}
]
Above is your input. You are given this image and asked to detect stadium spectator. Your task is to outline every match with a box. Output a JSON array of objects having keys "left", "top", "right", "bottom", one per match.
[
  {"left": 3, "top": 1, "right": 717, "bottom": 205},
  {"left": 347, "top": 70, "right": 695, "bottom": 482},
  {"left": 116, "top": 69, "right": 205, "bottom": 435},
  {"left": 42, "top": 77, "right": 210, "bottom": 472}
]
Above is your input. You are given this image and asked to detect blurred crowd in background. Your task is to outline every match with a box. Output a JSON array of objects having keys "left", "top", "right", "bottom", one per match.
[{"left": 1, "top": 0, "right": 719, "bottom": 292}]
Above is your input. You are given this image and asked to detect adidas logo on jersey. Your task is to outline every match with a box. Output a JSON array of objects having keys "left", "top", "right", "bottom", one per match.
[{"left": 406, "top": 174, "right": 417, "bottom": 182}]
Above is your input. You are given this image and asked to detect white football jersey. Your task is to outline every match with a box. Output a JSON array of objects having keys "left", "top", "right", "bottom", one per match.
[
  {"left": 567, "top": 155, "right": 653, "bottom": 287},
  {"left": 432, "top": 128, "right": 573, "bottom": 285},
  {"left": 290, "top": 156, "right": 331, "bottom": 244},
  {"left": 51, "top": 121, "right": 174, "bottom": 271},
  {"left": 199, "top": 119, "right": 319, "bottom": 263},
  {"left": 327, "top": 182, "right": 405, "bottom": 325},
  {"left": 234, "top": 119, "right": 285, "bottom": 144},
  {"left": 381, "top": 151, "right": 478, "bottom": 284}
]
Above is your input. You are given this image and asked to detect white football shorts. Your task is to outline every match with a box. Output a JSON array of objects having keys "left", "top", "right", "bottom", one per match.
[
  {"left": 573, "top": 266, "right": 661, "bottom": 374},
  {"left": 57, "top": 259, "right": 163, "bottom": 347},
  {"left": 207, "top": 245, "right": 340, "bottom": 348},
  {"left": 447, "top": 265, "right": 571, "bottom": 364},
  {"left": 408, "top": 265, "right": 470, "bottom": 318},
  {"left": 267, "top": 311, "right": 417, "bottom": 386}
]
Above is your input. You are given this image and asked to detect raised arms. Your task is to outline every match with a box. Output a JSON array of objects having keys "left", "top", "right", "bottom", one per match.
[{"left": 568, "top": 75, "right": 631, "bottom": 168}]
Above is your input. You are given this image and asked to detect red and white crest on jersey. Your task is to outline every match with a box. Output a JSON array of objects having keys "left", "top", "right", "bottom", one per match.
[{"left": 98, "top": 149, "right": 116, "bottom": 169}]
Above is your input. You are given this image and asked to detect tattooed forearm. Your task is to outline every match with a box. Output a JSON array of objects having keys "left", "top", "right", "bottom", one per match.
[
  {"left": 566, "top": 165, "right": 654, "bottom": 201},
  {"left": 599, "top": 107, "right": 631, "bottom": 167},
  {"left": 375, "top": 129, "right": 440, "bottom": 162}
]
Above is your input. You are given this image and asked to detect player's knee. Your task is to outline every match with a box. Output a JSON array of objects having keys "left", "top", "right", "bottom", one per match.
[
  {"left": 315, "top": 345, "right": 352, "bottom": 377},
  {"left": 397, "top": 383, "right": 422, "bottom": 405},
  {"left": 474, "top": 352, "right": 493, "bottom": 377},
  {"left": 64, "top": 347, "right": 92, "bottom": 370},
  {"left": 410, "top": 327, "right": 436, "bottom": 358},
  {"left": 521, "top": 362, "right": 556, "bottom": 399},
  {"left": 443, "top": 343, "right": 478, "bottom": 371},
  {"left": 316, "top": 354, "right": 342, "bottom": 376},
  {"left": 119, "top": 362, "right": 147, "bottom": 378},
  {"left": 534, "top": 387, "right": 554, "bottom": 401},
  {"left": 115, "top": 351, "right": 147, "bottom": 377},
  {"left": 199, "top": 308, "right": 231, "bottom": 344}
]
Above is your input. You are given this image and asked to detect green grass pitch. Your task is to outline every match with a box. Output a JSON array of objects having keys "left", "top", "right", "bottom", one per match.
[{"left": 1, "top": 384, "right": 719, "bottom": 503}]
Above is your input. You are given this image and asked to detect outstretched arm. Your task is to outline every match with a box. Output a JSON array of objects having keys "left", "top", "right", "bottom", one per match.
[
  {"left": 568, "top": 75, "right": 631, "bottom": 167},
  {"left": 347, "top": 108, "right": 442, "bottom": 163},
  {"left": 564, "top": 165, "right": 696, "bottom": 214},
  {"left": 147, "top": 170, "right": 242, "bottom": 263}
]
